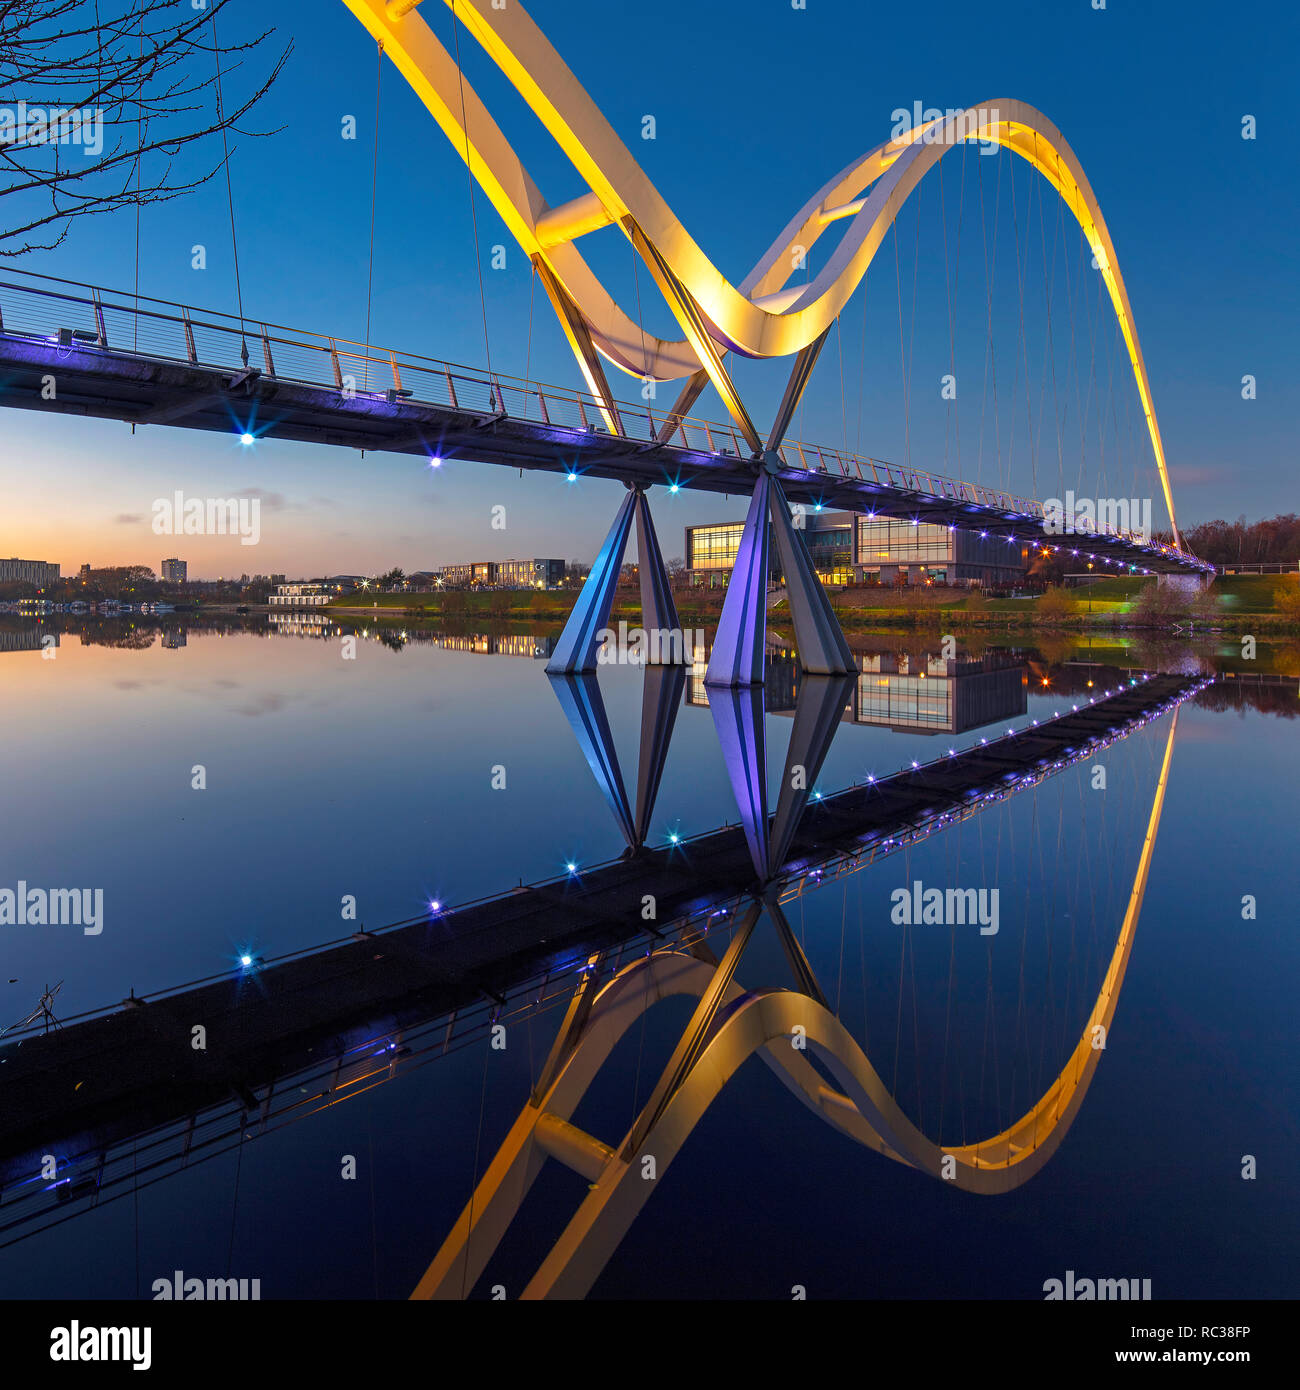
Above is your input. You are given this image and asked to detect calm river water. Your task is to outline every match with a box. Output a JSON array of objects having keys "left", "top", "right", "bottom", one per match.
[{"left": 0, "top": 614, "right": 1295, "bottom": 1299}]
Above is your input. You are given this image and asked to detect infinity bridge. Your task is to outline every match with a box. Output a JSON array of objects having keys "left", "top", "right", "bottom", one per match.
[{"left": 0, "top": 0, "right": 1212, "bottom": 699}]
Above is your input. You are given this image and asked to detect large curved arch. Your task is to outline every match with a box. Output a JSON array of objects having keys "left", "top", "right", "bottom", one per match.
[{"left": 343, "top": 0, "right": 1182, "bottom": 539}]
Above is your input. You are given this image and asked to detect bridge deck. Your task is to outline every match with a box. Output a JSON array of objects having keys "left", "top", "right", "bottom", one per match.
[
  {"left": 0, "top": 270, "right": 1208, "bottom": 575},
  {"left": 0, "top": 674, "right": 1202, "bottom": 1186}
]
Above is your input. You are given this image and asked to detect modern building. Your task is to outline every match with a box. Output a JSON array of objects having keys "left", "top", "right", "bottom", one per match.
[
  {"left": 684, "top": 511, "right": 1028, "bottom": 589},
  {"left": 78, "top": 564, "right": 92, "bottom": 582},
  {"left": 441, "top": 562, "right": 483, "bottom": 588},
  {"left": 496, "top": 558, "right": 566, "bottom": 589},
  {"left": 0, "top": 558, "right": 60, "bottom": 587},
  {"left": 268, "top": 582, "right": 332, "bottom": 608},
  {"left": 437, "top": 559, "right": 566, "bottom": 589},
  {"left": 160, "top": 558, "right": 187, "bottom": 584}
]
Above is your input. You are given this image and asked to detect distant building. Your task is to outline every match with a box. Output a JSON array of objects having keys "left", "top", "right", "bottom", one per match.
[
  {"left": 441, "top": 562, "right": 486, "bottom": 588},
  {"left": 78, "top": 564, "right": 92, "bottom": 582},
  {"left": 268, "top": 582, "right": 332, "bottom": 608},
  {"left": 0, "top": 558, "right": 60, "bottom": 587},
  {"left": 496, "top": 558, "right": 565, "bottom": 589},
  {"left": 438, "top": 559, "right": 564, "bottom": 589},
  {"left": 160, "top": 558, "right": 187, "bottom": 584},
  {"left": 684, "top": 512, "right": 1028, "bottom": 589}
]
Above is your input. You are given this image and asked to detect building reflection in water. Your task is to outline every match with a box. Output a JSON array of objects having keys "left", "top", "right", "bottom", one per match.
[
  {"left": 431, "top": 633, "right": 554, "bottom": 659},
  {"left": 551, "top": 641, "right": 1029, "bottom": 879},
  {"left": 0, "top": 627, "right": 58, "bottom": 653},
  {"left": 690, "top": 644, "right": 1028, "bottom": 736},
  {"left": 267, "top": 612, "right": 341, "bottom": 640}
]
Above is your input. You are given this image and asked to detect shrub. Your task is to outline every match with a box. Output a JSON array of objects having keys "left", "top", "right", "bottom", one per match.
[{"left": 1035, "top": 587, "right": 1076, "bottom": 622}]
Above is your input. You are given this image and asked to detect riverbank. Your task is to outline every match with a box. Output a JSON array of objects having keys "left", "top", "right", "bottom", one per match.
[{"left": 328, "top": 573, "right": 1300, "bottom": 634}]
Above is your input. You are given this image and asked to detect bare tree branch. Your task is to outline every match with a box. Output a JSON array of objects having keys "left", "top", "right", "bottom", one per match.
[{"left": 0, "top": 0, "right": 291, "bottom": 255}]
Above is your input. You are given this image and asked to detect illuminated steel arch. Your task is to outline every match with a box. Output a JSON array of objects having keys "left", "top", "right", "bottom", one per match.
[
  {"left": 415, "top": 706, "right": 1182, "bottom": 1299},
  {"left": 343, "top": 0, "right": 1183, "bottom": 543}
]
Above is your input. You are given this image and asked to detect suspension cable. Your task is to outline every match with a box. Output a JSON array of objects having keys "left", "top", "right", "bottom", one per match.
[
  {"left": 364, "top": 40, "right": 383, "bottom": 389},
  {"left": 210, "top": 8, "right": 248, "bottom": 365},
  {"left": 450, "top": 0, "right": 493, "bottom": 379}
]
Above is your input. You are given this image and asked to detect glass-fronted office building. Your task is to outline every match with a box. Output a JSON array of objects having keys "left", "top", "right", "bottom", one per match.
[
  {"left": 495, "top": 558, "right": 566, "bottom": 589},
  {"left": 440, "top": 559, "right": 565, "bottom": 589},
  {"left": 684, "top": 511, "right": 1027, "bottom": 588}
]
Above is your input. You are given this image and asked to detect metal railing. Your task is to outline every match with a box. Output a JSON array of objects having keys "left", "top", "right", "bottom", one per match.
[{"left": 0, "top": 266, "right": 1205, "bottom": 566}]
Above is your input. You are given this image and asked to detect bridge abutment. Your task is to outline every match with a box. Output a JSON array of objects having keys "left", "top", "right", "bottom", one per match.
[{"left": 1157, "top": 571, "right": 1213, "bottom": 593}]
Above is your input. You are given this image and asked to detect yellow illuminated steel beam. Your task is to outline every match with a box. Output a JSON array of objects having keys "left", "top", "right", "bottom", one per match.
[
  {"left": 533, "top": 257, "right": 623, "bottom": 435},
  {"left": 341, "top": 0, "right": 1184, "bottom": 542},
  {"left": 625, "top": 217, "right": 762, "bottom": 455}
]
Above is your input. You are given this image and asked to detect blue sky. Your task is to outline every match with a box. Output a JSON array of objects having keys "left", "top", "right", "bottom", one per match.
[{"left": 3, "top": 0, "right": 1296, "bottom": 577}]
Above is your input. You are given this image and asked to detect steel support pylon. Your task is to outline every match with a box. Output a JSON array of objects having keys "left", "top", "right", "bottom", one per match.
[
  {"left": 704, "top": 474, "right": 772, "bottom": 688},
  {"left": 704, "top": 466, "right": 854, "bottom": 688},
  {"left": 546, "top": 486, "right": 684, "bottom": 674},
  {"left": 545, "top": 489, "right": 636, "bottom": 675},
  {"left": 767, "top": 471, "right": 857, "bottom": 677},
  {"left": 634, "top": 490, "right": 681, "bottom": 637}
]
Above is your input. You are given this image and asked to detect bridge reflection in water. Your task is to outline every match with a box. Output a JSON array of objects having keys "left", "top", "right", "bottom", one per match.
[
  {"left": 0, "top": 629, "right": 1206, "bottom": 1295},
  {"left": 421, "top": 707, "right": 1186, "bottom": 1298}
]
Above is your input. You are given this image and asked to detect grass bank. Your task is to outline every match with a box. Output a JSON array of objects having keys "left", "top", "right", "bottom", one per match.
[{"left": 328, "top": 573, "right": 1300, "bottom": 633}]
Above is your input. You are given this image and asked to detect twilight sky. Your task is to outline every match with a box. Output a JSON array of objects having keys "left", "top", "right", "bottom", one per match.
[{"left": 1, "top": 0, "right": 1295, "bottom": 579}]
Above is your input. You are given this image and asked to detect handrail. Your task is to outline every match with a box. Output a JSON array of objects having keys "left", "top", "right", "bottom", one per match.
[{"left": 0, "top": 265, "right": 1208, "bottom": 569}]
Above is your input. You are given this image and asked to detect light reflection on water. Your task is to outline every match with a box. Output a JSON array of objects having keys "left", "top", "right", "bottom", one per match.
[{"left": 0, "top": 616, "right": 1296, "bottom": 1298}]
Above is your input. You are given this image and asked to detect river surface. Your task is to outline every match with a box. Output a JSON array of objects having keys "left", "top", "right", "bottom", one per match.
[{"left": 0, "top": 615, "right": 1295, "bottom": 1299}]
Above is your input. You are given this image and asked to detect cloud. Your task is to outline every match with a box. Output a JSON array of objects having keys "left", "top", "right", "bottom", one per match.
[
  {"left": 114, "top": 512, "right": 144, "bottom": 525},
  {"left": 1169, "top": 466, "right": 1222, "bottom": 487},
  {"left": 234, "top": 487, "right": 293, "bottom": 512}
]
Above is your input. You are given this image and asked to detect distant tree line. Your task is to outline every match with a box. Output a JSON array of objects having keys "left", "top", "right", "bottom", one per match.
[{"left": 1179, "top": 515, "right": 1300, "bottom": 566}]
